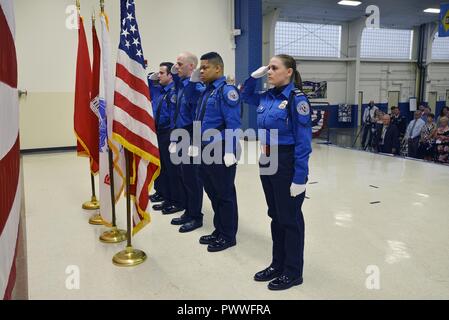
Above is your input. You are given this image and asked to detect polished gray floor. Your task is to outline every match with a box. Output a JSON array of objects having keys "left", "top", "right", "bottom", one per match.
[{"left": 22, "top": 142, "right": 449, "bottom": 299}]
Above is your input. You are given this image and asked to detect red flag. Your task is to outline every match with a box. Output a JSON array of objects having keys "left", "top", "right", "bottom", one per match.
[{"left": 74, "top": 14, "right": 99, "bottom": 174}]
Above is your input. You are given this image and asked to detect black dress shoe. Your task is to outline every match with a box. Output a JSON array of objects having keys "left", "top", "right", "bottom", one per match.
[
  {"left": 268, "top": 275, "right": 303, "bottom": 291},
  {"left": 171, "top": 213, "right": 190, "bottom": 226},
  {"left": 179, "top": 220, "right": 203, "bottom": 233},
  {"left": 199, "top": 234, "right": 217, "bottom": 245},
  {"left": 254, "top": 266, "right": 282, "bottom": 282},
  {"left": 149, "top": 193, "right": 164, "bottom": 203},
  {"left": 152, "top": 202, "right": 168, "bottom": 211},
  {"left": 207, "top": 237, "right": 236, "bottom": 252},
  {"left": 162, "top": 205, "right": 184, "bottom": 215}
]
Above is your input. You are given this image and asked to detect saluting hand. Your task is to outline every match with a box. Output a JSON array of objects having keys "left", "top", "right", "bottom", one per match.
[
  {"left": 148, "top": 72, "right": 159, "bottom": 81},
  {"left": 190, "top": 69, "right": 201, "bottom": 83},
  {"left": 171, "top": 65, "right": 178, "bottom": 75},
  {"left": 251, "top": 66, "right": 269, "bottom": 79}
]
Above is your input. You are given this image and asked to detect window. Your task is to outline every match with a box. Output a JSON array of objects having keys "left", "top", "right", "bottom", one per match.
[
  {"left": 275, "top": 21, "right": 342, "bottom": 58},
  {"left": 432, "top": 33, "right": 449, "bottom": 60},
  {"left": 361, "top": 28, "right": 413, "bottom": 59}
]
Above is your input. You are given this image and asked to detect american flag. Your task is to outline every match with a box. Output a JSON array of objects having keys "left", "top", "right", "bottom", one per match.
[
  {"left": 112, "top": 0, "right": 160, "bottom": 235},
  {"left": 0, "top": 0, "right": 20, "bottom": 299}
]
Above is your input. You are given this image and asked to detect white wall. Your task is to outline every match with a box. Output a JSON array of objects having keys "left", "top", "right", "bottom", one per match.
[
  {"left": 426, "top": 63, "right": 449, "bottom": 103},
  {"left": 16, "top": 0, "right": 235, "bottom": 149},
  {"left": 359, "top": 61, "right": 417, "bottom": 104}
]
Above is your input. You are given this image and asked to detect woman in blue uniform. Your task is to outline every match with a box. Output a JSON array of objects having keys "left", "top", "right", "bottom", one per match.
[{"left": 241, "top": 54, "right": 312, "bottom": 291}]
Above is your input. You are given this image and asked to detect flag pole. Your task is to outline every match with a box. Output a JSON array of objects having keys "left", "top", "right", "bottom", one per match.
[
  {"left": 100, "top": 0, "right": 104, "bottom": 14},
  {"left": 99, "top": 149, "right": 127, "bottom": 243},
  {"left": 84, "top": 12, "right": 102, "bottom": 225},
  {"left": 82, "top": 172, "right": 100, "bottom": 211},
  {"left": 112, "top": 149, "right": 147, "bottom": 267}
]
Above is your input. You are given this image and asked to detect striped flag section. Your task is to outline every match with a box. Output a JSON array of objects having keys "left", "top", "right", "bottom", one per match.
[
  {"left": 112, "top": 0, "right": 160, "bottom": 235},
  {"left": 0, "top": 0, "right": 21, "bottom": 300},
  {"left": 99, "top": 11, "right": 125, "bottom": 227}
]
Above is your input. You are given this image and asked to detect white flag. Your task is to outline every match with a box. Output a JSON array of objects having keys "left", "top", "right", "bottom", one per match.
[{"left": 99, "top": 11, "right": 125, "bottom": 227}]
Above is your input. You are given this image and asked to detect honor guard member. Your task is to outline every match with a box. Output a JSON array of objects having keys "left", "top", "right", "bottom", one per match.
[
  {"left": 188, "top": 52, "right": 241, "bottom": 252},
  {"left": 168, "top": 52, "right": 205, "bottom": 233},
  {"left": 241, "top": 54, "right": 312, "bottom": 290},
  {"left": 148, "top": 62, "right": 185, "bottom": 215}
]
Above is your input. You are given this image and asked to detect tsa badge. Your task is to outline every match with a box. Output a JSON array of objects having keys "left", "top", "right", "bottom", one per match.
[
  {"left": 227, "top": 89, "right": 239, "bottom": 102},
  {"left": 297, "top": 100, "right": 310, "bottom": 116},
  {"left": 171, "top": 94, "right": 177, "bottom": 104},
  {"left": 278, "top": 100, "right": 288, "bottom": 110}
]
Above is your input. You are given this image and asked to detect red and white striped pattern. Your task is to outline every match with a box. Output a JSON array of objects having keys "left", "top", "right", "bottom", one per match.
[
  {"left": 0, "top": 0, "right": 20, "bottom": 300},
  {"left": 112, "top": 49, "right": 160, "bottom": 235}
]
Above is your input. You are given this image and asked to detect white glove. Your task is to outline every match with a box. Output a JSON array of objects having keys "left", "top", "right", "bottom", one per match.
[
  {"left": 190, "top": 69, "right": 201, "bottom": 82},
  {"left": 168, "top": 142, "right": 177, "bottom": 154},
  {"left": 223, "top": 153, "right": 237, "bottom": 167},
  {"left": 290, "top": 183, "right": 306, "bottom": 197},
  {"left": 171, "top": 65, "right": 178, "bottom": 75},
  {"left": 188, "top": 145, "right": 200, "bottom": 157},
  {"left": 148, "top": 72, "right": 159, "bottom": 81},
  {"left": 251, "top": 66, "right": 269, "bottom": 79}
]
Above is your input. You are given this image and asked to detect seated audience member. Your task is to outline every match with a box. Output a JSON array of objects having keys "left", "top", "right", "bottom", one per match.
[
  {"left": 417, "top": 113, "right": 436, "bottom": 161},
  {"left": 433, "top": 116, "right": 449, "bottom": 164},
  {"left": 374, "top": 114, "right": 400, "bottom": 154}
]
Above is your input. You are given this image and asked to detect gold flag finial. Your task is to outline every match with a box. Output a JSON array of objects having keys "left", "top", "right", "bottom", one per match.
[
  {"left": 76, "top": 0, "right": 80, "bottom": 12},
  {"left": 100, "top": 0, "right": 105, "bottom": 14},
  {"left": 92, "top": 8, "right": 96, "bottom": 23}
]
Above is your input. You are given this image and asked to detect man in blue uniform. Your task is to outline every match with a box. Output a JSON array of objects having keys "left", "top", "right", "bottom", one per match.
[
  {"left": 187, "top": 52, "right": 241, "bottom": 252},
  {"left": 168, "top": 52, "right": 205, "bottom": 233},
  {"left": 148, "top": 62, "right": 185, "bottom": 215}
]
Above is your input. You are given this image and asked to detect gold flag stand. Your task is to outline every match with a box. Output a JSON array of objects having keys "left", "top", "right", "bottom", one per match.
[
  {"left": 112, "top": 150, "right": 147, "bottom": 266},
  {"left": 100, "top": 149, "right": 127, "bottom": 243}
]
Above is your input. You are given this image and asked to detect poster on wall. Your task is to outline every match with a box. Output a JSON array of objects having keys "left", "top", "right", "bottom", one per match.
[
  {"left": 303, "top": 81, "right": 327, "bottom": 99},
  {"left": 409, "top": 97, "right": 417, "bottom": 111}
]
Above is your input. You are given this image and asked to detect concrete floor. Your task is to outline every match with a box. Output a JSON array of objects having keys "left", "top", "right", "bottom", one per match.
[{"left": 22, "top": 142, "right": 449, "bottom": 299}]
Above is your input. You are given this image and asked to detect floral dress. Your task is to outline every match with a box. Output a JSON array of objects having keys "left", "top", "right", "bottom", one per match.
[{"left": 435, "top": 126, "right": 449, "bottom": 163}]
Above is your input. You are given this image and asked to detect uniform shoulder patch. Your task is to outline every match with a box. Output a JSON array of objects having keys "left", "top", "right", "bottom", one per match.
[
  {"left": 223, "top": 85, "right": 240, "bottom": 106},
  {"left": 296, "top": 100, "right": 310, "bottom": 116}
]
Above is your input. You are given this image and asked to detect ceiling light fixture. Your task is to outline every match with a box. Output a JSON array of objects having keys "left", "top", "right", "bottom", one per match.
[
  {"left": 423, "top": 8, "right": 440, "bottom": 14},
  {"left": 338, "top": 1, "right": 362, "bottom": 6}
]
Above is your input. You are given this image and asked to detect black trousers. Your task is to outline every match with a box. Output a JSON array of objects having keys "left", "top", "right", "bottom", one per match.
[
  {"left": 259, "top": 145, "right": 305, "bottom": 279},
  {"left": 157, "top": 129, "right": 185, "bottom": 207},
  {"left": 361, "top": 124, "right": 373, "bottom": 149},
  {"left": 200, "top": 160, "right": 238, "bottom": 242},
  {"left": 408, "top": 137, "right": 420, "bottom": 158},
  {"left": 154, "top": 130, "right": 171, "bottom": 201},
  {"left": 181, "top": 160, "right": 203, "bottom": 221}
]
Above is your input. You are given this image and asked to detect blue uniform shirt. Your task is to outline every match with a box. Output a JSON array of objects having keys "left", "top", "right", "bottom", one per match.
[
  {"left": 149, "top": 81, "right": 176, "bottom": 131},
  {"left": 172, "top": 74, "right": 204, "bottom": 129},
  {"left": 241, "top": 76, "right": 312, "bottom": 184},
  {"left": 192, "top": 76, "right": 241, "bottom": 153}
]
